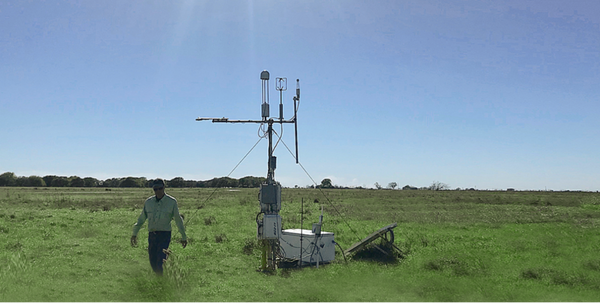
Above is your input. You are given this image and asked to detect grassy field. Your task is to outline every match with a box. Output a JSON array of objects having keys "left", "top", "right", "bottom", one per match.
[{"left": 1, "top": 186, "right": 600, "bottom": 301}]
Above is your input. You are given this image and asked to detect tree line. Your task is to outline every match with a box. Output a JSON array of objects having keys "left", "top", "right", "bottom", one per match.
[{"left": 0, "top": 172, "right": 266, "bottom": 188}]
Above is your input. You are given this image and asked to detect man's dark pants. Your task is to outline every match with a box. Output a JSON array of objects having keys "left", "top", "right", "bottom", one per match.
[{"left": 148, "top": 231, "right": 171, "bottom": 275}]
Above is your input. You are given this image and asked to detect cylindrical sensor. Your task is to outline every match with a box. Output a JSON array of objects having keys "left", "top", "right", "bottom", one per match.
[
  {"left": 262, "top": 103, "right": 270, "bottom": 119},
  {"left": 279, "top": 103, "right": 284, "bottom": 120},
  {"left": 260, "top": 70, "right": 270, "bottom": 80}
]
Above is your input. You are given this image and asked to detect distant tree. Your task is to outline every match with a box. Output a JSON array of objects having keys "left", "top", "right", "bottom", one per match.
[
  {"left": 183, "top": 180, "right": 196, "bottom": 188},
  {"left": 15, "top": 176, "right": 31, "bottom": 187},
  {"left": 254, "top": 177, "right": 267, "bottom": 187},
  {"left": 320, "top": 178, "right": 333, "bottom": 189},
  {"left": 101, "top": 178, "right": 122, "bottom": 188},
  {"left": 195, "top": 180, "right": 207, "bottom": 188},
  {"left": 228, "top": 177, "right": 239, "bottom": 187},
  {"left": 83, "top": 177, "right": 99, "bottom": 187},
  {"left": 203, "top": 177, "right": 237, "bottom": 188},
  {"left": 138, "top": 177, "right": 148, "bottom": 187},
  {"left": 0, "top": 172, "right": 17, "bottom": 186},
  {"left": 28, "top": 176, "right": 46, "bottom": 187},
  {"left": 204, "top": 178, "right": 215, "bottom": 188},
  {"left": 120, "top": 177, "right": 145, "bottom": 188},
  {"left": 43, "top": 175, "right": 58, "bottom": 187},
  {"left": 215, "top": 177, "right": 238, "bottom": 188},
  {"left": 69, "top": 176, "right": 85, "bottom": 187},
  {"left": 146, "top": 179, "right": 157, "bottom": 188},
  {"left": 120, "top": 177, "right": 137, "bottom": 188},
  {"left": 429, "top": 181, "right": 449, "bottom": 191},
  {"left": 374, "top": 182, "right": 382, "bottom": 190},
  {"left": 203, "top": 178, "right": 215, "bottom": 188},
  {"left": 238, "top": 176, "right": 265, "bottom": 188},
  {"left": 169, "top": 177, "right": 185, "bottom": 188},
  {"left": 50, "top": 177, "right": 69, "bottom": 187},
  {"left": 388, "top": 182, "right": 398, "bottom": 190},
  {"left": 238, "top": 177, "right": 251, "bottom": 188}
]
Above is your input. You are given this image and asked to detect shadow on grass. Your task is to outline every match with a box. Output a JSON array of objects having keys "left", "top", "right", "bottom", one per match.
[{"left": 351, "top": 241, "right": 404, "bottom": 264}]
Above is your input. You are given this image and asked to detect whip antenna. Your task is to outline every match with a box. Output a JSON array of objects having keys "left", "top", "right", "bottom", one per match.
[{"left": 293, "top": 79, "right": 300, "bottom": 163}]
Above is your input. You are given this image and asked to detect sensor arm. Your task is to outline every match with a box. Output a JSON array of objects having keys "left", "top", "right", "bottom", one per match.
[{"left": 196, "top": 118, "right": 295, "bottom": 124}]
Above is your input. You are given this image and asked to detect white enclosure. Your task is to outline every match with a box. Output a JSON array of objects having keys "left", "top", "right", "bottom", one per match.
[{"left": 280, "top": 229, "right": 335, "bottom": 264}]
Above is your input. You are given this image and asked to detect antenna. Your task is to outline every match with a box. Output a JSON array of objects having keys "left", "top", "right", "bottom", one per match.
[{"left": 293, "top": 79, "right": 300, "bottom": 164}]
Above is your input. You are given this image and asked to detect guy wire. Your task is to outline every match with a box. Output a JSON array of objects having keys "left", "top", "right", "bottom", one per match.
[
  {"left": 184, "top": 136, "right": 264, "bottom": 228},
  {"left": 276, "top": 134, "right": 362, "bottom": 242}
]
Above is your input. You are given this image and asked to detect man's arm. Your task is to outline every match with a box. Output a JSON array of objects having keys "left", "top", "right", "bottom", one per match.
[
  {"left": 172, "top": 201, "right": 187, "bottom": 245},
  {"left": 132, "top": 205, "right": 148, "bottom": 237}
]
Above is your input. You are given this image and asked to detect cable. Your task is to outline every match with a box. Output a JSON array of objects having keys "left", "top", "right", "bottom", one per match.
[
  {"left": 335, "top": 242, "right": 347, "bottom": 263},
  {"left": 225, "top": 136, "right": 264, "bottom": 178},
  {"left": 183, "top": 136, "right": 264, "bottom": 227},
  {"left": 272, "top": 124, "right": 284, "bottom": 152},
  {"left": 279, "top": 237, "right": 313, "bottom": 255},
  {"left": 258, "top": 122, "right": 268, "bottom": 139}
]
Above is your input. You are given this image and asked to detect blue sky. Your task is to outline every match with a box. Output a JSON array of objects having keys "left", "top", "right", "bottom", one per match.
[{"left": 1, "top": 0, "right": 599, "bottom": 191}]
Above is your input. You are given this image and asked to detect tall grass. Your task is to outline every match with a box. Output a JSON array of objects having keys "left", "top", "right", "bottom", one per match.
[{"left": 0, "top": 187, "right": 599, "bottom": 301}]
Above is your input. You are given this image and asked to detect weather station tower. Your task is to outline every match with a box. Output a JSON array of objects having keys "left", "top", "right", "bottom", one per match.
[{"left": 196, "top": 71, "right": 336, "bottom": 272}]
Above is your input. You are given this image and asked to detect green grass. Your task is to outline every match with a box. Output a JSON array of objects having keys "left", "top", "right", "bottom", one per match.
[{"left": 0, "top": 187, "right": 599, "bottom": 301}]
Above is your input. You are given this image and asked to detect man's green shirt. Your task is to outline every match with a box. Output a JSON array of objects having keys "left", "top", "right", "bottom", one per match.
[{"left": 132, "top": 193, "right": 187, "bottom": 241}]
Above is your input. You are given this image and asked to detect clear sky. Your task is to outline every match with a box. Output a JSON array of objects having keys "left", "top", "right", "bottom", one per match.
[{"left": 1, "top": 0, "right": 599, "bottom": 191}]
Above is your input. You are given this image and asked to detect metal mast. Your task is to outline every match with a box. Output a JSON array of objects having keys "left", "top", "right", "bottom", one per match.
[{"left": 196, "top": 70, "right": 300, "bottom": 271}]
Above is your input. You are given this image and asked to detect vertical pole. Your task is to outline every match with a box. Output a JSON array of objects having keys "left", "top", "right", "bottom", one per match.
[
  {"left": 267, "top": 121, "right": 274, "bottom": 182},
  {"left": 294, "top": 98, "right": 299, "bottom": 164},
  {"left": 267, "top": 241, "right": 272, "bottom": 270},
  {"left": 294, "top": 79, "right": 300, "bottom": 164},
  {"left": 270, "top": 241, "right": 277, "bottom": 270},
  {"left": 266, "top": 120, "right": 275, "bottom": 272},
  {"left": 299, "top": 198, "right": 303, "bottom": 266},
  {"left": 261, "top": 240, "right": 267, "bottom": 271}
]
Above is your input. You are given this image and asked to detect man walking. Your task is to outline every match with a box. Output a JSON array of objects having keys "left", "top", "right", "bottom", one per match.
[{"left": 131, "top": 179, "right": 187, "bottom": 275}]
